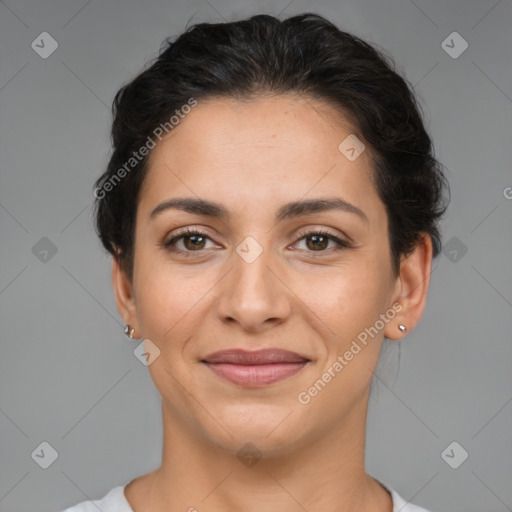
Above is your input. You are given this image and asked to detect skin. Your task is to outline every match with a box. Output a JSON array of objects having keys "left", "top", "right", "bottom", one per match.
[{"left": 112, "top": 94, "right": 433, "bottom": 512}]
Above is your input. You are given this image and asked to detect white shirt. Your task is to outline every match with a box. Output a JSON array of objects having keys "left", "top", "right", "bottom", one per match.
[{"left": 59, "top": 480, "right": 434, "bottom": 512}]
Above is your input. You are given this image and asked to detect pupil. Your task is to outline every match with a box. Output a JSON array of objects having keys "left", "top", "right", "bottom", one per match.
[
  {"left": 308, "top": 235, "right": 327, "bottom": 250},
  {"left": 186, "top": 235, "right": 204, "bottom": 249}
]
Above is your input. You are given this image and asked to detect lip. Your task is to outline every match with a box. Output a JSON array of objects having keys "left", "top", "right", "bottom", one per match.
[
  {"left": 202, "top": 349, "right": 310, "bottom": 387},
  {"left": 203, "top": 348, "right": 309, "bottom": 365}
]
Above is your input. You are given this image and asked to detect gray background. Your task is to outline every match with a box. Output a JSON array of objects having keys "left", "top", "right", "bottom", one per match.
[{"left": 0, "top": 1, "right": 511, "bottom": 511}]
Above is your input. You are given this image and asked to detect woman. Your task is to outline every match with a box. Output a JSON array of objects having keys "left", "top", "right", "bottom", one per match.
[{"left": 63, "top": 12, "right": 448, "bottom": 512}]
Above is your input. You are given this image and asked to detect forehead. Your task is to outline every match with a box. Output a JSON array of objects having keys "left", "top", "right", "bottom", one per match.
[{"left": 139, "top": 94, "right": 382, "bottom": 222}]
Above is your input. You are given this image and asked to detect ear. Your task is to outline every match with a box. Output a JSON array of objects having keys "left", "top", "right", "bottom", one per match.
[
  {"left": 384, "top": 233, "right": 433, "bottom": 340},
  {"left": 112, "top": 255, "right": 139, "bottom": 337}
]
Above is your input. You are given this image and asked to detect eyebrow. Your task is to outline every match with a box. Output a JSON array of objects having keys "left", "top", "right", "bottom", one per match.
[{"left": 149, "top": 197, "right": 368, "bottom": 223}]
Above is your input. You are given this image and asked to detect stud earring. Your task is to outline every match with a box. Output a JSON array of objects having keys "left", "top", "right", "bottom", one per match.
[
  {"left": 398, "top": 324, "right": 407, "bottom": 333},
  {"left": 124, "top": 324, "right": 135, "bottom": 339}
]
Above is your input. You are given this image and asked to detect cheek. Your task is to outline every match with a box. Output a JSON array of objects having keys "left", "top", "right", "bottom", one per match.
[
  {"left": 316, "top": 254, "right": 392, "bottom": 337},
  {"left": 132, "top": 254, "right": 219, "bottom": 347},
  {"left": 307, "top": 270, "right": 392, "bottom": 404}
]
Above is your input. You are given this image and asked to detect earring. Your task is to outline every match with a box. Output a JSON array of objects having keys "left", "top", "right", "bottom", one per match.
[
  {"left": 124, "top": 324, "right": 135, "bottom": 339},
  {"left": 398, "top": 324, "right": 407, "bottom": 333}
]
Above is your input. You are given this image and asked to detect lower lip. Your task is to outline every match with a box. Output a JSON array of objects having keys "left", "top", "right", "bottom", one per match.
[{"left": 203, "top": 362, "right": 308, "bottom": 387}]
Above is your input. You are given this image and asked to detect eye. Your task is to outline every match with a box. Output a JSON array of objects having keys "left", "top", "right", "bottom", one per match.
[
  {"left": 161, "top": 227, "right": 352, "bottom": 258},
  {"left": 292, "top": 229, "right": 351, "bottom": 255},
  {"left": 162, "top": 228, "right": 217, "bottom": 255}
]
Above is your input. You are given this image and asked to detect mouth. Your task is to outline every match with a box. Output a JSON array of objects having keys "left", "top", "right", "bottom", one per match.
[{"left": 201, "top": 348, "right": 310, "bottom": 388}]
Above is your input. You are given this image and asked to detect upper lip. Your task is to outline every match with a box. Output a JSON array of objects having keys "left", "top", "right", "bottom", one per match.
[{"left": 202, "top": 348, "right": 310, "bottom": 365}]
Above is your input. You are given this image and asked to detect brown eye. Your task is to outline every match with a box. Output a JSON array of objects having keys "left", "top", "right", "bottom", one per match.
[
  {"left": 293, "top": 229, "right": 351, "bottom": 256},
  {"left": 305, "top": 234, "right": 329, "bottom": 251},
  {"left": 163, "top": 228, "right": 216, "bottom": 255},
  {"left": 182, "top": 234, "right": 207, "bottom": 250}
]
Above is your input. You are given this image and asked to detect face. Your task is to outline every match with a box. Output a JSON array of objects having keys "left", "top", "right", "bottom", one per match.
[{"left": 115, "top": 94, "right": 407, "bottom": 456}]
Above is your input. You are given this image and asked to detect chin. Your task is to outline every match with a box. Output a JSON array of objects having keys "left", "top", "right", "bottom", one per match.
[
  {"left": 210, "top": 430, "right": 303, "bottom": 462},
  {"left": 206, "top": 403, "right": 307, "bottom": 456}
]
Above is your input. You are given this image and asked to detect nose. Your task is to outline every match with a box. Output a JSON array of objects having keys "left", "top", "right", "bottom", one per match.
[{"left": 216, "top": 243, "right": 292, "bottom": 333}]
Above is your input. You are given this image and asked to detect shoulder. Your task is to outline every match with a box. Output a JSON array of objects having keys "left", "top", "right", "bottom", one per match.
[
  {"left": 388, "top": 486, "right": 434, "bottom": 512},
  {"left": 60, "top": 485, "right": 133, "bottom": 512},
  {"left": 58, "top": 481, "right": 437, "bottom": 512},
  {"left": 375, "top": 477, "right": 435, "bottom": 512}
]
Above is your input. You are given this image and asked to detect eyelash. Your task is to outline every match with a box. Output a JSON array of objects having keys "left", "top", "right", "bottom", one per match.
[{"left": 162, "top": 227, "right": 351, "bottom": 258}]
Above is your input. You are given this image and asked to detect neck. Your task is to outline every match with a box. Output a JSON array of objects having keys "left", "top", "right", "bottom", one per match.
[{"left": 130, "top": 391, "right": 392, "bottom": 512}]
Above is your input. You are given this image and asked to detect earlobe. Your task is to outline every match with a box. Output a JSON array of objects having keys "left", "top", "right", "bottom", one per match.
[
  {"left": 384, "top": 233, "right": 433, "bottom": 340},
  {"left": 112, "top": 256, "right": 138, "bottom": 334}
]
